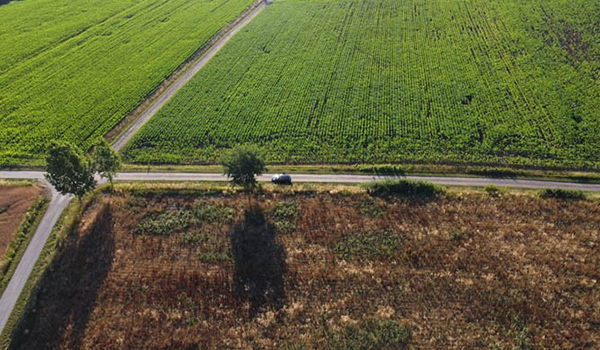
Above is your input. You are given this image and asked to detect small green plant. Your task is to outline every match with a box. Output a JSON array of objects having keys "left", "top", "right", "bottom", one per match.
[
  {"left": 197, "top": 250, "right": 230, "bottom": 264},
  {"left": 357, "top": 198, "right": 386, "bottom": 217},
  {"left": 326, "top": 319, "right": 410, "bottom": 350},
  {"left": 269, "top": 200, "right": 299, "bottom": 234},
  {"left": 484, "top": 185, "right": 503, "bottom": 197},
  {"left": 364, "top": 180, "right": 445, "bottom": 198},
  {"left": 135, "top": 211, "right": 193, "bottom": 235},
  {"left": 538, "top": 188, "right": 585, "bottom": 200},
  {"left": 450, "top": 230, "right": 471, "bottom": 241},
  {"left": 334, "top": 232, "right": 402, "bottom": 261},
  {"left": 191, "top": 200, "right": 233, "bottom": 223}
]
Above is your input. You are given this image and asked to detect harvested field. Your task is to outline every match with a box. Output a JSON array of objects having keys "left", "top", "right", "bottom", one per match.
[
  {"left": 11, "top": 187, "right": 600, "bottom": 349},
  {"left": 0, "top": 184, "right": 41, "bottom": 261}
]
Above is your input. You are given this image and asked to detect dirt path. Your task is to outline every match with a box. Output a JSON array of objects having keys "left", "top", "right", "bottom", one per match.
[
  {"left": 0, "top": 185, "right": 70, "bottom": 334},
  {"left": 111, "top": 0, "right": 268, "bottom": 151}
]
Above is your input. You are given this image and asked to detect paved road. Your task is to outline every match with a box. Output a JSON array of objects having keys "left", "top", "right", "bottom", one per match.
[
  {"left": 1, "top": 170, "right": 600, "bottom": 335},
  {"left": 0, "top": 184, "right": 71, "bottom": 333},
  {"left": 111, "top": 0, "right": 267, "bottom": 151},
  {"left": 2, "top": 171, "right": 600, "bottom": 191}
]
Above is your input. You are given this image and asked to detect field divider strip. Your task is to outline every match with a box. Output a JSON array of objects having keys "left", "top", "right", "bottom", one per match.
[{"left": 110, "top": 0, "right": 268, "bottom": 151}]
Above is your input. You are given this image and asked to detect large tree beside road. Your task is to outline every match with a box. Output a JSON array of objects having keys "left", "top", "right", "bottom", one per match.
[{"left": 44, "top": 140, "right": 96, "bottom": 203}]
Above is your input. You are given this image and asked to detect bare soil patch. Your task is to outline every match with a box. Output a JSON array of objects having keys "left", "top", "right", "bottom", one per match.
[
  {"left": 11, "top": 188, "right": 600, "bottom": 349},
  {"left": 0, "top": 185, "right": 40, "bottom": 260}
]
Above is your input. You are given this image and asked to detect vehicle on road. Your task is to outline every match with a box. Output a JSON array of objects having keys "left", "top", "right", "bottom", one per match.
[{"left": 271, "top": 173, "right": 292, "bottom": 185}]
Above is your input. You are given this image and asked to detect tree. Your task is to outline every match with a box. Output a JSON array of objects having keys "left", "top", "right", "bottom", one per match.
[
  {"left": 91, "top": 138, "right": 122, "bottom": 189},
  {"left": 44, "top": 140, "right": 96, "bottom": 203},
  {"left": 221, "top": 145, "right": 266, "bottom": 200}
]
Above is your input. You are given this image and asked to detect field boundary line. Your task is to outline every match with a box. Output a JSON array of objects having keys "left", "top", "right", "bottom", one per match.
[{"left": 109, "top": 0, "right": 268, "bottom": 151}]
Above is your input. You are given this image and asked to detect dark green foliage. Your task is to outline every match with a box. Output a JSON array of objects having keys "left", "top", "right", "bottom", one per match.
[
  {"left": 365, "top": 180, "right": 445, "bottom": 198},
  {"left": 357, "top": 198, "right": 386, "bottom": 217},
  {"left": 221, "top": 145, "right": 266, "bottom": 194},
  {"left": 538, "top": 188, "right": 586, "bottom": 200},
  {"left": 325, "top": 319, "right": 410, "bottom": 350},
  {"left": 44, "top": 140, "right": 96, "bottom": 201},
  {"left": 91, "top": 138, "right": 121, "bottom": 188},
  {"left": 135, "top": 211, "right": 193, "bottom": 235},
  {"left": 484, "top": 185, "right": 503, "bottom": 197},
  {"left": 191, "top": 200, "right": 233, "bottom": 223},
  {"left": 196, "top": 250, "right": 230, "bottom": 264}
]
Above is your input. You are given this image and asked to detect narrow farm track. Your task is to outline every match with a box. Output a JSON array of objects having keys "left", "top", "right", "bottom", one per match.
[
  {"left": 111, "top": 0, "right": 268, "bottom": 151},
  {"left": 0, "top": 170, "right": 600, "bottom": 335},
  {"left": 0, "top": 185, "right": 70, "bottom": 334}
]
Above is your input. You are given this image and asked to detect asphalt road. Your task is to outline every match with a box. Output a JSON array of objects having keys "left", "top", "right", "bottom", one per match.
[
  {"left": 1, "top": 169, "right": 600, "bottom": 334},
  {"left": 2, "top": 171, "right": 600, "bottom": 191}
]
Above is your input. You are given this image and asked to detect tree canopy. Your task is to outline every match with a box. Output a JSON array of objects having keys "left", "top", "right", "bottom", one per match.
[
  {"left": 92, "top": 138, "right": 122, "bottom": 188},
  {"left": 221, "top": 145, "right": 266, "bottom": 194},
  {"left": 44, "top": 140, "right": 96, "bottom": 201}
]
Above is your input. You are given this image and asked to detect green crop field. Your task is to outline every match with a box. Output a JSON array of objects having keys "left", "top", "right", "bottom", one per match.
[
  {"left": 0, "top": 0, "right": 254, "bottom": 166},
  {"left": 123, "top": 0, "right": 600, "bottom": 168}
]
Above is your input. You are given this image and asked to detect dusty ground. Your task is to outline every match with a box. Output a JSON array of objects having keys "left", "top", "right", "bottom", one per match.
[
  {"left": 0, "top": 184, "right": 41, "bottom": 261},
  {"left": 11, "top": 187, "right": 600, "bottom": 349}
]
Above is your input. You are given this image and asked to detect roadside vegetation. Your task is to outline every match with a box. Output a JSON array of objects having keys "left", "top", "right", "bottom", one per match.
[
  {"left": 44, "top": 139, "right": 122, "bottom": 201},
  {"left": 538, "top": 188, "right": 586, "bottom": 200},
  {"left": 7, "top": 183, "right": 600, "bottom": 349}
]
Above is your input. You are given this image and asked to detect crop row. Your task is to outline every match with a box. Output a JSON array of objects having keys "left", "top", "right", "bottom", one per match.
[
  {"left": 124, "top": 0, "right": 600, "bottom": 168},
  {"left": 0, "top": 0, "right": 254, "bottom": 165}
]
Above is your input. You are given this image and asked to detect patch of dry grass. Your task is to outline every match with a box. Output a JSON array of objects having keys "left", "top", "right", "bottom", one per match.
[
  {"left": 0, "top": 184, "right": 41, "bottom": 261},
  {"left": 10, "top": 187, "right": 600, "bottom": 349}
]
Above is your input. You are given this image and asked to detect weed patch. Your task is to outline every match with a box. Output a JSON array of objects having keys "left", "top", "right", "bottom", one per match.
[
  {"left": 365, "top": 180, "right": 445, "bottom": 198},
  {"left": 538, "top": 188, "right": 586, "bottom": 200}
]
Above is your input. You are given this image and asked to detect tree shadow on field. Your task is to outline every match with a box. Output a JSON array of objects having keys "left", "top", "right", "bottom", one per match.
[
  {"left": 231, "top": 205, "right": 286, "bottom": 317},
  {"left": 0, "top": 0, "right": 20, "bottom": 6},
  {"left": 11, "top": 203, "right": 115, "bottom": 350}
]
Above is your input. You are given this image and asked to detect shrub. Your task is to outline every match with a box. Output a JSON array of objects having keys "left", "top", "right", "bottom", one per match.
[
  {"left": 327, "top": 319, "right": 410, "bottom": 350},
  {"left": 191, "top": 200, "right": 233, "bottom": 223},
  {"left": 484, "top": 185, "right": 503, "bottom": 197},
  {"left": 364, "top": 180, "right": 445, "bottom": 198},
  {"left": 538, "top": 188, "right": 585, "bottom": 200},
  {"left": 135, "top": 211, "right": 193, "bottom": 235}
]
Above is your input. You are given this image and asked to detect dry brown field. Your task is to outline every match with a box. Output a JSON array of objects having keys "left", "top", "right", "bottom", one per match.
[{"left": 11, "top": 186, "right": 600, "bottom": 349}]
